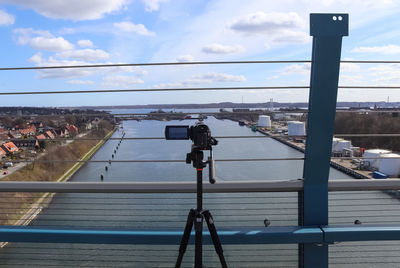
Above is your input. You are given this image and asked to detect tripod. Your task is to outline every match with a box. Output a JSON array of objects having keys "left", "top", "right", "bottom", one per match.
[{"left": 175, "top": 146, "right": 228, "bottom": 268}]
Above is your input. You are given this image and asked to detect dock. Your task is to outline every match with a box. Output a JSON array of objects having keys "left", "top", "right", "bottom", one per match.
[{"left": 257, "top": 128, "right": 372, "bottom": 180}]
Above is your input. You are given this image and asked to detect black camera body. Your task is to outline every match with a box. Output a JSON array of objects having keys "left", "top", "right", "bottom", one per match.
[{"left": 165, "top": 121, "right": 217, "bottom": 150}]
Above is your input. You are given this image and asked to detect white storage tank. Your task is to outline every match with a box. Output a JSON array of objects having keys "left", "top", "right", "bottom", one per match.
[
  {"left": 332, "top": 138, "right": 343, "bottom": 152},
  {"left": 258, "top": 115, "right": 271, "bottom": 128},
  {"left": 379, "top": 153, "right": 400, "bottom": 177},
  {"left": 363, "top": 149, "right": 391, "bottom": 169},
  {"left": 337, "top": 140, "right": 352, "bottom": 152},
  {"left": 287, "top": 121, "right": 305, "bottom": 136}
]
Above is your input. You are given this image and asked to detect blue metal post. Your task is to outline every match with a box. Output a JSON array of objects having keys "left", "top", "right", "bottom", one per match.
[{"left": 301, "top": 13, "right": 348, "bottom": 268}]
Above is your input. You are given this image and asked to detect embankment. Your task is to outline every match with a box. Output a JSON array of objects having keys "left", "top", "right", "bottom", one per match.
[
  {"left": 0, "top": 125, "right": 116, "bottom": 225},
  {"left": 257, "top": 128, "right": 371, "bottom": 180}
]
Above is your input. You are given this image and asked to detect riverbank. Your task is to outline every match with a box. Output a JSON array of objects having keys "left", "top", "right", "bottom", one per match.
[
  {"left": 57, "top": 127, "right": 116, "bottom": 182},
  {"left": 256, "top": 128, "right": 372, "bottom": 180},
  {"left": 0, "top": 125, "right": 116, "bottom": 227}
]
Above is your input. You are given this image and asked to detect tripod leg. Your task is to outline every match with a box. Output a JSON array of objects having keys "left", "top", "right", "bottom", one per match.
[
  {"left": 176, "top": 209, "right": 195, "bottom": 268},
  {"left": 194, "top": 210, "right": 204, "bottom": 268},
  {"left": 203, "top": 210, "right": 228, "bottom": 268}
]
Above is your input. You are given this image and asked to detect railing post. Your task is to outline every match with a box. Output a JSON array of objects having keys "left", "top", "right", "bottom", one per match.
[{"left": 300, "top": 13, "right": 348, "bottom": 268}]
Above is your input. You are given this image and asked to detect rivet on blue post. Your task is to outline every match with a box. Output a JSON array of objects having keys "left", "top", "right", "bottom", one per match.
[{"left": 300, "top": 13, "right": 348, "bottom": 268}]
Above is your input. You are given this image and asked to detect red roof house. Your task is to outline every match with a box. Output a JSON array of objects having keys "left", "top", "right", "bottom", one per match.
[
  {"left": 1, "top": 142, "right": 19, "bottom": 153},
  {"left": 19, "top": 125, "right": 36, "bottom": 136},
  {"left": 36, "top": 134, "right": 47, "bottom": 140},
  {"left": 66, "top": 124, "right": 79, "bottom": 136}
]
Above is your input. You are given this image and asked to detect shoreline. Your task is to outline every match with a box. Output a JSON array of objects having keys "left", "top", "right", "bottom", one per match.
[
  {"left": 256, "top": 128, "right": 372, "bottom": 180},
  {"left": 0, "top": 127, "right": 117, "bottom": 248},
  {"left": 57, "top": 127, "right": 117, "bottom": 182}
]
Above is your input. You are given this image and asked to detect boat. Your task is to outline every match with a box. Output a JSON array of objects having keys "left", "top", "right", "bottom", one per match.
[{"left": 238, "top": 121, "right": 245, "bottom": 126}]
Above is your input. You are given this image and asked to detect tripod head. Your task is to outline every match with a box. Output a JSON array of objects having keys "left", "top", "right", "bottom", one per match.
[{"left": 165, "top": 120, "right": 218, "bottom": 184}]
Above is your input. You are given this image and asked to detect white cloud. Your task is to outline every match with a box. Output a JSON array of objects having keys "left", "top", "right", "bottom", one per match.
[
  {"left": 192, "top": 72, "right": 246, "bottom": 83},
  {"left": 367, "top": 64, "right": 400, "bottom": 85},
  {"left": 176, "top": 55, "right": 194, "bottom": 62},
  {"left": 77, "top": 39, "right": 94, "bottom": 48},
  {"left": 340, "top": 62, "right": 361, "bottom": 73},
  {"left": 114, "top": 21, "right": 155, "bottom": 36},
  {"left": 30, "top": 36, "right": 74, "bottom": 51},
  {"left": 352, "top": 44, "right": 400, "bottom": 54},
  {"left": 102, "top": 75, "right": 144, "bottom": 88},
  {"left": 271, "top": 30, "right": 310, "bottom": 43},
  {"left": 56, "top": 49, "right": 110, "bottom": 61},
  {"left": 154, "top": 72, "right": 246, "bottom": 88},
  {"left": 339, "top": 75, "right": 365, "bottom": 86},
  {"left": 13, "top": 28, "right": 74, "bottom": 51},
  {"left": 1, "top": 0, "right": 129, "bottom": 21},
  {"left": 67, "top": 79, "right": 95, "bottom": 85},
  {"left": 141, "top": 0, "right": 168, "bottom": 12},
  {"left": 29, "top": 53, "right": 95, "bottom": 78},
  {"left": 0, "top": 9, "right": 15, "bottom": 25},
  {"left": 202, "top": 43, "right": 245, "bottom": 54},
  {"left": 28, "top": 52, "right": 147, "bottom": 79},
  {"left": 230, "top": 11, "right": 305, "bottom": 35},
  {"left": 282, "top": 63, "right": 311, "bottom": 75},
  {"left": 13, "top": 28, "right": 52, "bottom": 45}
]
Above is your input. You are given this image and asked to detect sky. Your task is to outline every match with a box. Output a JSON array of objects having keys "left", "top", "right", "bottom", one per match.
[{"left": 0, "top": 0, "right": 400, "bottom": 107}]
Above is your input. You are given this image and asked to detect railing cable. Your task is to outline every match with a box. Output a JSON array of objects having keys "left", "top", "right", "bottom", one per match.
[
  {"left": 1, "top": 59, "right": 400, "bottom": 72},
  {"left": 0, "top": 86, "right": 309, "bottom": 95}
]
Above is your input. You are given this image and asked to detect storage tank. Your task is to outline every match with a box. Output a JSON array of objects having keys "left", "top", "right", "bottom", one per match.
[
  {"left": 332, "top": 138, "right": 343, "bottom": 152},
  {"left": 258, "top": 115, "right": 271, "bottom": 128},
  {"left": 287, "top": 121, "right": 305, "bottom": 136},
  {"left": 363, "top": 149, "right": 391, "bottom": 169},
  {"left": 337, "top": 140, "right": 352, "bottom": 152},
  {"left": 379, "top": 153, "right": 400, "bottom": 177}
]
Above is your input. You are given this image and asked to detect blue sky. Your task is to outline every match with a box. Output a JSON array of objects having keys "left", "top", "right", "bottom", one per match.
[{"left": 0, "top": 0, "right": 400, "bottom": 107}]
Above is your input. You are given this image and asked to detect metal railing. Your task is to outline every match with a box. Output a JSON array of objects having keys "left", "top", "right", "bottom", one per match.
[{"left": 0, "top": 180, "right": 400, "bottom": 267}]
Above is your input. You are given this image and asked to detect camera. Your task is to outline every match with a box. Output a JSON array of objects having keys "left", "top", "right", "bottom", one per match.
[{"left": 165, "top": 121, "right": 217, "bottom": 150}]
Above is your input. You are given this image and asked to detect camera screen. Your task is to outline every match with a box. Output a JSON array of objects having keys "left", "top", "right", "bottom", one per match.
[{"left": 165, "top": 126, "right": 189, "bottom": 140}]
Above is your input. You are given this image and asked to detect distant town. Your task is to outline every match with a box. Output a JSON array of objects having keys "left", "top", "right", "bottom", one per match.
[{"left": 0, "top": 107, "right": 111, "bottom": 174}]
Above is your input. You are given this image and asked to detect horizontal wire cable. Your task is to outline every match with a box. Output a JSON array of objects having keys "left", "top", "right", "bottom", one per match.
[
  {"left": 0, "top": 206, "right": 297, "bottom": 211},
  {"left": 341, "top": 60, "right": 400, "bottom": 64},
  {"left": 10, "top": 218, "right": 280, "bottom": 223},
  {"left": 5, "top": 215, "right": 291, "bottom": 222},
  {"left": 0, "top": 252, "right": 293, "bottom": 258},
  {"left": 0, "top": 86, "right": 309, "bottom": 95},
  {"left": 0, "top": 135, "right": 272, "bottom": 141},
  {"left": 0, "top": 196, "right": 295, "bottom": 202},
  {"left": 0, "top": 85, "right": 400, "bottom": 96},
  {"left": 0, "top": 60, "right": 311, "bottom": 71},
  {"left": 10, "top": 200, "right": 297, "bottom": 206},
  {"left": 0, "top": 157, "right": 305, "bottom": 163},
  {"left": 0, "top": 212, "right": 294, "bottom": 217},
  {"left": 5, "top": 155, "right": 400, "bottom": 164},
  {"left": 6, "top": 133, "right": 400, "bottom": 142},
  {"left": 333, "top": 133, "right": 400, "bottom": 137},
  {"left": 4, "top": 246, "right": 295, "bottom": 251},
  {"left": 7, "top": 133, "right": 400, "bottom": 143},
  {"left": 2, "top": 110, "right": 400, "bottom": 118},
  {"left": 339, "top": 86, "right": 400, "bottom": 89},
  {"left": 1, "top": 59, "right": 400, "bottom": 72}
]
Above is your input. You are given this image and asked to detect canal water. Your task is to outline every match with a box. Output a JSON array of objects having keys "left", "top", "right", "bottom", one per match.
[{"left": 0, "top": 117, "right": 399, "bottom": 267}]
